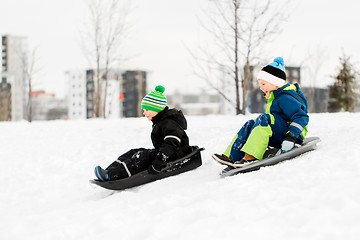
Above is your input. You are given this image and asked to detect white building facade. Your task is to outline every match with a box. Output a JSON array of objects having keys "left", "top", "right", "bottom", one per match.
[
  {"left": 1, "top": 35, "right": 28, "bottom": 121},
  {"left": 103, "top": 79, "right": 121, "bottom": 118},
  {"left": 66, "top": 69, "right": 122, "bottom": 119},
  {"left": 66, "top": 70, "right": 87, "bottom": 119}
]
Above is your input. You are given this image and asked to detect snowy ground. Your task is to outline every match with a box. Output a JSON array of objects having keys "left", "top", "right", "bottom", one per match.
[{"left": 1, "top": 113, "right": 359, "bottom": 240}]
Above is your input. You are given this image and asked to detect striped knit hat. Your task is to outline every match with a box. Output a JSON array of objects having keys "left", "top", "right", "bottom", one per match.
[
  {"left": 257, "top": 57, "right": 286, "bottom": 87},
  {"left": 141, "top": 85, "right": 167, "bottom": 112}
]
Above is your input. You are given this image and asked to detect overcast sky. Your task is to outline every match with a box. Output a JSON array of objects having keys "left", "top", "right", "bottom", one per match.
[{"left": 1, "top": 0, "right": 359, "bottom": 98}]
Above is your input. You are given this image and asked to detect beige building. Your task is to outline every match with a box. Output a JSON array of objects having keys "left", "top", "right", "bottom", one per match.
[{"left": 1, "top": 35, "right": 28, "bottom": 121}]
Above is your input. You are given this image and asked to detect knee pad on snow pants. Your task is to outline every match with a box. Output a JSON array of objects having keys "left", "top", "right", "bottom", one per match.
[
  {"left": 255, "top": 113, "right": 272, "bottom": 127},
  {"left": 106, "top": 148, "right": 156, "bottom": 180},
  {"left": 225, "top": 114, "right": 273, "bottom": 161}
]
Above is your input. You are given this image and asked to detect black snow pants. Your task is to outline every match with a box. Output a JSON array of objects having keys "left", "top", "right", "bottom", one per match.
[{"left": 106, "top": 148, "right": 157, "bottom": 180}]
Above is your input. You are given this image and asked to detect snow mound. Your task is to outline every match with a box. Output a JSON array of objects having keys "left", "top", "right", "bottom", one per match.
[{"left": 1, "top": 113, "right": 359, "bottom": 240}]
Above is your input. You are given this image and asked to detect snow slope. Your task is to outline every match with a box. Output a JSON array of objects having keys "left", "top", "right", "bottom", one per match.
[{"left": 1, "top": 113, "right": 359, "bottom": 240}]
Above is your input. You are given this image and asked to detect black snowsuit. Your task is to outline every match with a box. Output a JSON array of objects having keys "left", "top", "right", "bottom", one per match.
[{"left": 106, "top": 107, "right": 191, "bottom": 180}]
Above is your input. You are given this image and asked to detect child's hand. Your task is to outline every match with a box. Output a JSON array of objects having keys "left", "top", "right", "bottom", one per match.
[
  {"left": 148, "top": 152, "right": 168, "bottom": 174},
  {"left": 281, "top": 140, "right": 295, "bottom": 153},
  {"left": 281, "top": 135, "right": 297, "bottom": 153}
]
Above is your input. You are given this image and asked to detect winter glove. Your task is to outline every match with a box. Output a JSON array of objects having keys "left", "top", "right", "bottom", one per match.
[
  {"left": 281, "top": 135, "right": 297, "bottom": 153},
  {"left": 148, "top": 152, "right": 168, "bottom": 175}
]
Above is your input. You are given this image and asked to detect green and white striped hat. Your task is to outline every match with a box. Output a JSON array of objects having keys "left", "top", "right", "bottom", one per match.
[{"left": 141, "top": 85, "right": 167, "bottom": 112}]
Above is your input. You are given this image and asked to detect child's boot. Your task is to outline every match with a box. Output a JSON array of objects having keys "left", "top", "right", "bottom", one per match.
[
  {"left": 212, "top": 153, "right": 234, "bottom": 166},
  {"left": 94, "top": 166, "right": 110, "bottom": 181},
  {"left": 233, "top": 153, "right": 258, "bottom": 167}
]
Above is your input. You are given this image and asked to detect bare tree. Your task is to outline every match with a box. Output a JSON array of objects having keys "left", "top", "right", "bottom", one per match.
[
  {"left": 191, "top": 0, "right": 289, "bottom": 114},
  {"left": 300, "top": 46, "right": 327, "bottom": 113},
  {"left": 22, "top": 47, "right": 40, "bottom": 122},
  {"left": 82, "top": 0, "right": 130, "bottom": 118},
  {"left": 16, "top": 44, "right": 41, "bottom": 123}
]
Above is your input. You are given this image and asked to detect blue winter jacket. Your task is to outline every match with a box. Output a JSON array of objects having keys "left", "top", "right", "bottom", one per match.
[{"left": 266, "top": 83, "right": 309, "bottom": 142}]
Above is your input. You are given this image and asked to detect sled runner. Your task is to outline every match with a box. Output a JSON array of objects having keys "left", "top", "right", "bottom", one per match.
[
  {"left": 219, "top": 137, "right": 321, "bottom": 177},
  {"left": 90, "top": 146, "right": 204, "bottom": 190}
]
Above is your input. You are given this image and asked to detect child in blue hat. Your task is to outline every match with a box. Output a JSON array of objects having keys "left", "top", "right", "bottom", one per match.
[{"left": 212, "top": 57, "right": 309, "bottom": 167}]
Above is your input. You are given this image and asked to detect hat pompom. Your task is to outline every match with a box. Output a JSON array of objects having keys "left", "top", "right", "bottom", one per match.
[
  {"left": 155, "top": 85, "right": 165, "bottom": 93},
  {"left": 273, "top": 57, "right": 284, "bottom": 67}
]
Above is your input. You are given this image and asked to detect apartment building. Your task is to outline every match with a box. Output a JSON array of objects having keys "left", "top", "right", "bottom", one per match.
[{"left": 1, "top": 35, "right": 28, "bottom": 121}]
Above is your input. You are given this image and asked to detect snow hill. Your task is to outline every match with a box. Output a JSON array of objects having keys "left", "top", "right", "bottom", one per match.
[{"left": 1, "top": 113, "right": 359, "bottom": 240}]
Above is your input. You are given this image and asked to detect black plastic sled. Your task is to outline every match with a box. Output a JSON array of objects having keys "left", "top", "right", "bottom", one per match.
[
  {"left": 220, "top": 137, "right": 321, "bottom": 177},
  {"left": 90, "top": 146, "right": 204, "bottom": 190}
]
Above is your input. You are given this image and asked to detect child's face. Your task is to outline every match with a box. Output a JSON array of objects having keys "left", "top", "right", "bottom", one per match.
[
  {"left": 143, "top": 109, "right": 158, "bottom": 121},
  {"left": 258, "top": 79, "right": 279, "bottom": 99}
]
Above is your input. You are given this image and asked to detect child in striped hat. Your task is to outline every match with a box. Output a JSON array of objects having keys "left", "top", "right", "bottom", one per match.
[
  {"left": 212, "top": 57, "right": 309, "bottom": 168},
  {"left": 95, "top": 85, "right": 192, "bottom": 181}
]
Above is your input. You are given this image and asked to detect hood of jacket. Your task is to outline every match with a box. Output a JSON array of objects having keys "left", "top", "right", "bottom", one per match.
[
  {"left": 151, "top": 107, "right": 187, "bottom": 130},
  {"left": 273, "top": 83, "right": 308, "bottom": 109}
]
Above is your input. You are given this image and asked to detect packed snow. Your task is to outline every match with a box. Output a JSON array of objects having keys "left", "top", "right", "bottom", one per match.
[{"left": 1, "top": 112, "right": 359, "bottom": 240}]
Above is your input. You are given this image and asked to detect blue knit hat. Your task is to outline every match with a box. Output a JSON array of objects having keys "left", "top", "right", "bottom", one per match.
[
  {"left": 141, "top": 85, "right": 167, "bottom": 112},
  {"left": 257, "top": 57, "right": 286, "bottom": 87}
]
